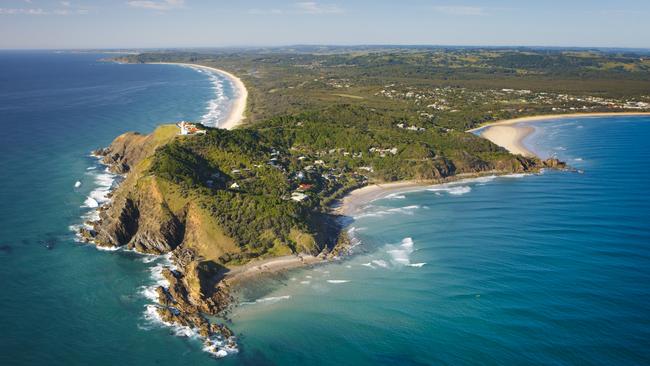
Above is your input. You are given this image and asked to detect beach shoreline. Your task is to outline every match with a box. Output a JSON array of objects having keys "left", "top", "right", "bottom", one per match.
[
  {"left": 468, "top": 112, "right": 650, "bottom": 158},
  {"left": 223, "top": 254, "right": 325, "bottom": 288},
  {"left": 335, "top": 171, "right": 532, "bottom": 217},
  {"left": 338, "top": 112, "right": 649, "bottom": 218},
  {"left": 151, "top": 62, "right": 248, "bottom": 130}
]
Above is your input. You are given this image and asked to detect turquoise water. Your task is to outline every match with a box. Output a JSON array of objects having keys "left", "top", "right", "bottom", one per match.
[
  {"left": 1, "top": 52, "right": 649, "bottom": 365},
  {"left": 224, "top": 117, "right": 650, "bottom": 365}
]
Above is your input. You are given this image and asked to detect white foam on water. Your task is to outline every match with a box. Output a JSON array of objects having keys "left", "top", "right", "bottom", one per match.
[
  {"left": 138, "top": 253, "right": 176, "bottom": 302},
  {"left": 346, "top": 226, "right": 363, "bottom": 251},
  {"left": 74, "top": 181, "right": 82, "bottom": 188},
  {"left": 388, "top": 205, "right": 420, "bottom": 212},
  {"left": 242, "top": 295, "right": 291, "bottom": 305},
  {"left": 449, "top": 186, "right": 472, "bottom": 196},
  {"left": 80, "top": 166, "right": 118, "bottom": 209},
  {"left": 407, "top": 262, "right": 427, "bottom": 268},
  {"left": 327, "top": 280, "right": 350, "bottom": 284},
  {"left": 502, "top": 173, "right": 529, "bottom": 178},
  {"left": 140, "top": 255, "right": 158, "bottom": 264},
  {"left": 184, "top": 65, "right": 230, "bottom": 128},
  {"left": 356, "top": 204, "right": 421, "bottom": 218},
  {"left": 372, "top": 259, "right": 389, "bottom": 268},
  {"left": 83, "top": 196, "right": 99, "bottom": 208},
  {"left": 361, "top": 262, "right": 374, "bottom": 268},
  {"left": 574, "top": 158, "right": 583, "bottom": 161},
  {"left": 386, "top": 193, "right": 406, "bottom": 199},
  {"left": 472, "top": 175, "right": 497, "bottom": 184},
  {"left": 300, "top": 280, "right": 310, "bottom": 285},
  {"left": 95, "top": 245, "right": 120, "bottom": 252},
  {"left": 428, "top": 185, "right": 471, "bottom": 196},
  {"left": 140, "top": 252, "right": 238, "bottom": 358},
  {"left": 386, "top": 237, "right": 425, "bottom": 268},
  {"left": 140, "top": 286, "right": 160, "bottom": 303}
]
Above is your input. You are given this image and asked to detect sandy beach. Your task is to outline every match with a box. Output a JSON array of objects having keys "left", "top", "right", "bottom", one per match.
[
  {"left": 481, "top": 124, "right": 536, "bottom": 157},
  {"left": 152, "top": 62, "right": 248, "bottom": 130},
  {"left": 337, "top": 181, "right": 427, "bottom": 216},
  {"left": 224, "top": 254, "right": 324, "bottom": 287},
  {"left": 469, "top": 112, "right": 650, "bottom": 158}
]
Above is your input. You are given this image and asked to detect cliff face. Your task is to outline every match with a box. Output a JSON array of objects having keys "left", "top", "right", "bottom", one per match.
[
  {"left": 90, "top": 126, "right": 186, "bottom": 253},
  {"left": 84, "top": 126, "right": 243, "bottom": 353}
]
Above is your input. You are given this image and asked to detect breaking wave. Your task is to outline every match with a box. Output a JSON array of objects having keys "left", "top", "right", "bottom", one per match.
[
  {"left": 386, "top": 193, "right": 406, "bottom": 199},
  {"left": 241, "top": 295, "right": 292, "bottom": 305},
  {"left": 427, "top": 185, "right": 471, "bottom": 196},
  {"left": 183, "top": 66, "right": 231, "bottom": 128},
  {"left": 143, "top": 303, "right": 238, "bottom": 358},
  {"left": 356, "top": 204, "right": 421, "bottom": 219}
]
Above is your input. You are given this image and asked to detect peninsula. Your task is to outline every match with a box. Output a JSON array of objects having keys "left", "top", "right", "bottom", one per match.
[{"left": 85, "top": 47, "right": 650, "bottom": 356}]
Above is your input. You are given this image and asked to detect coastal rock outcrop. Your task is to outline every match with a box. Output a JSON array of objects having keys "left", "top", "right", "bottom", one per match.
[
  {"left": 85, "top": 126, "right": 242, "bottom": 354},
  {"left": 541, "top": 158, "right": 567, "bottom": 169}
]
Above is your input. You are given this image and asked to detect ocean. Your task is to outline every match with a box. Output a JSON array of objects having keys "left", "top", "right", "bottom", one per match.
[{"left": 1, "top": 52, "right": 649, "bottom": 365}]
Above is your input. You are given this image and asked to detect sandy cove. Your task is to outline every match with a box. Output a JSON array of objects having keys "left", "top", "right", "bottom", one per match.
[
  {"left": 151, "top": 62, "right": 248, "bottom": 130},
  {"left": 224, "top": 255, "right": 325, "bottom": 287},
  {"left": 468, "top": 112, "right": 650, "bottom": 158}
]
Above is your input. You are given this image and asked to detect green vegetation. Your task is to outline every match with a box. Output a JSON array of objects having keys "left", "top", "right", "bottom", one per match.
[
  {"left": 119, "top": 46, "right": 650, "bottom": 129},
  {"left": 107, "top": 47, "right": 650, "bottom": 263}
]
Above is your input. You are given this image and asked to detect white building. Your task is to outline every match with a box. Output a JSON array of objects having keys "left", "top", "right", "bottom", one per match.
[
  {"left": 177, "top": 121, "right": 206, "bottom": 135},
  {"left": 291, "top": 192, "right": 308, "bottom": 202}
]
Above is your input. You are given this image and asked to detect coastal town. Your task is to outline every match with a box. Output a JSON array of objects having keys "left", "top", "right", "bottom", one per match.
[{"left": 376, "top": 85, "right": 650, "bottom": 117}]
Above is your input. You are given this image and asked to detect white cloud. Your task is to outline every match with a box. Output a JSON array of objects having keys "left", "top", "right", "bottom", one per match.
[
  {"left": 127, "top": 0, "right": 185, "bottom": 11},
  {"left": 249, "top": 2, "right": 343, "bottom": 16},
  {"left": 432, "top": 5, "right": 485, "bottom": 16},
  {"left": 294, "top": 2, "right": 343, "bottom": 14},
  {"left": 0, "top": 8, "right": 47, "bottom": 15},
  {"left": 0, "top": 4, "right": 88, "bottom": 16},
  {"left": 248, "top": 8, "right": 284, "bottom": 15},
  {"left": 60, "top": 1, "right": 71, "bottom": 7}
]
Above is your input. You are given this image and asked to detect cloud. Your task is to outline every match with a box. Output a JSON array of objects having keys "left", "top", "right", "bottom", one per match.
[
  {"left": 53, "top": 8, "right": 89, "bottom": 15},
  {"left": 294, "top": 2, "right": 343, "bottom": 14},
  {"left": 127, "top": 0, "right": 185, "bottom": 11},
  {"left": 248, "top": 8, "right": 285, "bottom": 15},
  {"left": 0, "top": 8, "right": 47, "bottom": 15},
  {"left": 432, "top": 5, "right": 485, "bottom": 16},
  {"left": 249, "top": 2, "right": 343, "bottom": 16},
  {"left": 0, "top": 4, "right": 88, "bottom": 16}
]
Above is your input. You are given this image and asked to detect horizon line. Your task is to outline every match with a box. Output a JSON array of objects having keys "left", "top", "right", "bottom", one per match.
[{"left": 2, "top": 43, "right": 650, "bottom": 52}]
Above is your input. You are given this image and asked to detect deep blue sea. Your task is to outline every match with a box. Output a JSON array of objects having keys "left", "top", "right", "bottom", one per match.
[{"left": 1, "top": 52, "right": 649, "bottom": 365}]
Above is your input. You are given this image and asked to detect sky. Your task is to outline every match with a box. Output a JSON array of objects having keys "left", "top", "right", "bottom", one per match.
[{"left": 1, "top": 0, "right": 649, "bottom": 49}]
